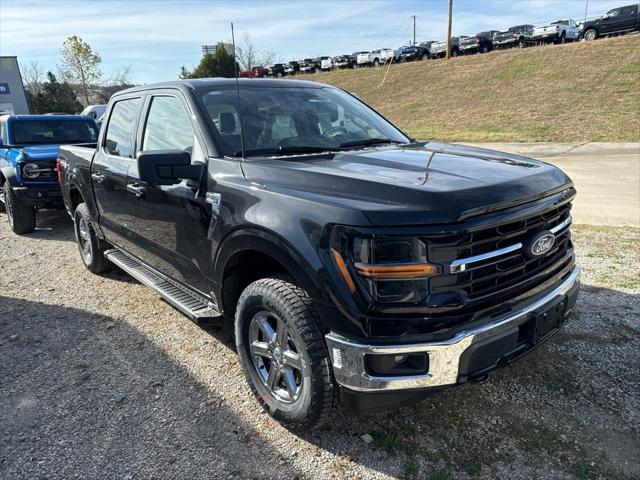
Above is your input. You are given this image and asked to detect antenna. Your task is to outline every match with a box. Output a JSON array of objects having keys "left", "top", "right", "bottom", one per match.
[{"left": 231, "top": 22, "right": 246, "bottom": 159}]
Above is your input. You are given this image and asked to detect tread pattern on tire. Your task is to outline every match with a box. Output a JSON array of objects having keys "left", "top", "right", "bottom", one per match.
[
  {"left": 3, "top": 182, "right": 35, "bottom": 234},
  {"left": 237, "top": 275, "right": 338, "bottom": 430}
]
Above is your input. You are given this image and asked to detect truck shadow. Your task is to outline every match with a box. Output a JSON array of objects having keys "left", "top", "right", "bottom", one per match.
[{"left": 0, "top": 296, "right": 305, "bottom": 479}]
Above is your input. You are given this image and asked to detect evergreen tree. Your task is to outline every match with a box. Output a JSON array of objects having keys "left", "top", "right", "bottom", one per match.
[
  {"left": 28, "top": 72, "right": 82, "bottom": 114},
  {"left": 181, "top": 44, "right": 236, "bottom": 79}
]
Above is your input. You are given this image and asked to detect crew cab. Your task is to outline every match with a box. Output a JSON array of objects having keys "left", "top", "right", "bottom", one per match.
[
  {"left": 581, "top": 3, "right": 639, "bottom": 40},
  {"left": 531, "top": 19, "right": 580, "bottom": 43},
  {"left": 355, "top": 51, "right": 371, "bottom": 67},
  {"left": 493, "top": 25, "right": 535, "bottom": 48},
  {"left": 238, "top": 66, "right": 269, "bottom": 78},
  {"left": 397, "top": 45, "right": 430, "bottom": 61},
  {"left": 267, "top": 63, "right": 286, "bottom": 78},
  {"left": 0, "top": 114, "right": 98, "bottom": 233},
  {"left": 58, "top": 79, "right": 580, "bottom": 429},
  {"left": 284, "top": 61, "right": 300, "bottom": 75},
  {"left": 368, "top": 48, "right": 394, "bottom": 66},
  {"left": 431, "top": 37, "right": 462, "bottom": 57},
  {"left": 332, "top": 54, "right": 356, "bottom": 69},
  {"left": 459, "top": 31, "right": 499, "bottom": 54},
  {"left": 299, "top": 58, "right": 321, "bottom": 74}
]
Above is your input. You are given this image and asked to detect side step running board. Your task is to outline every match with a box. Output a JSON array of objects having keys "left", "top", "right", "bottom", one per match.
[{"left": 105, "top": 249, "right": 221, "bottom": 324}]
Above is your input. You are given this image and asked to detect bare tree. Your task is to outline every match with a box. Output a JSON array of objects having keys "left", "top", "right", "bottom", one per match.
[
  {"left": 236, "top": 34, "right": 257, "bottom": 70},
  {"left": 98, "top": 66, "right": 134, "bottom": 103},
  {"left": 21, "top": 61, "right": 45, "bottom": 94}
]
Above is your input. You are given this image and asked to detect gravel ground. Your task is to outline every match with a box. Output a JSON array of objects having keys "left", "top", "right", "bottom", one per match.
[{"left": 1, "top": 210, "right": 638, "bottom": 480}]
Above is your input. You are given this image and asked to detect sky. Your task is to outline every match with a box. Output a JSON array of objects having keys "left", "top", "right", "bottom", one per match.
[{"left": 0, "top": 0, "right": 627, "bottom": 84}]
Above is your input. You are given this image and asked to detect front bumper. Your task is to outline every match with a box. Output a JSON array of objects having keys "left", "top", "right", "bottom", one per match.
[
  {"left": 326, "top": 265, "right": 580, "bottom": 392},
  {"left": 12, "top": 185, "right": 63, "bottom": 208}
]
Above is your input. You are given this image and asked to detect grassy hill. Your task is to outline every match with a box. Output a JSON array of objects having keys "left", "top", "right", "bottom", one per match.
[{"left": 306, "top": 35, "right": 640, "bottom": 142}]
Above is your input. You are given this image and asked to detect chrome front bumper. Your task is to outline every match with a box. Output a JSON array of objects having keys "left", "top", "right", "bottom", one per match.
[{"left": 326, "top": 266, "right": 581, "bottom": 392}]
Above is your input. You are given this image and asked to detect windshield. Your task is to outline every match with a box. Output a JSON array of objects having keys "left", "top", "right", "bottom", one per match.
[
  {"left": 197, "top": 85, "right": 410, "bottom": 157},
  {"left": 11, "top": 120, "right": 98, "bottom": 145}
]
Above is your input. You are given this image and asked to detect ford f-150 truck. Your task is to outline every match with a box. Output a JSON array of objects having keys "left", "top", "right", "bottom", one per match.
[
  {"left": 493, "top": 25, "right": 535, "bottom": 49},
  {"left": 58, "top": 79, "right": 580, "bottom": 430},
  {"left": 530, "top": 19, "right": 580, "bottom": 44},
  {"left": 0, "top": 114, "right": 99, "bottom": 233},
  {"left": 581, "top": 3, "right": 639, "bottom": 41}
]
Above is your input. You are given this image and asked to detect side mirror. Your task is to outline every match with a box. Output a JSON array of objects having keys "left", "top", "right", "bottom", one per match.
[{"left": 137, "top": 150, "right": 204, "bottom": 186}]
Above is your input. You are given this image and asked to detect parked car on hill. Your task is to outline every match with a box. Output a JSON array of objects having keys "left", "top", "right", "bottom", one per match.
[
  {"left": 530, "top": 19, "right": 580, "bottom": 44},
  {"left": 0, "top": 114, "right": 98, "bottom": 233},
  {"left": 268, "top": 63, "right": 287, "bottom": 78},
  {"left": 431, "top": 37, "right": 461, "bottom": 57},
  {"left": 355, "top": 51, "right": 371, "bottom": 67},
  {"left": 398, "top": 45, "right": 430, "bottom": 61},
  {"left": 332, "top": 54, "right": 356, "bottom": 69},
  {"left": 299, "top": 58, "right": 321, "bottom": 73},
  {"left": 459, "top": 31, "right": 499, "bottom": 54},
  {"left": 493, "top": 25, "right": 535, "bottom": 48},
  {"left": 320, "top": 56, "right": 333, "bottom": 70},
  {"left": 285, "top": 61, "right": 300, "bottom": 75},
  {"left": 239, "top": 66, "right": 269, "bottom": 78},
  {"left": 58, "top": 78, "right": 581, "bottom": 430},
  {"left": 418, "top": 41, "right": 436, "bottom": 56},
  {"left": 369, "top": 48, "right": 394, "bottom": 66},
  {"left": 581, "top": 3, "right": 640, "bottom": 40}
]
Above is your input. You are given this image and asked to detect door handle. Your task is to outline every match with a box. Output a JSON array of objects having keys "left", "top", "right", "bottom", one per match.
[
  {"left": 127, "top": 183, "right": 146, "bottom": 198},
  {"left": 91, "top": 172, "right": 105, "bottom": 183}
]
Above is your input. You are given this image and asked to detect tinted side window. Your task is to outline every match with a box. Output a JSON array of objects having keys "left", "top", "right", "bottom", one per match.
[
  {"left": 104, "top": 98, "right": 142, "bottom": 158},
  {"left": 143, "top": 96, "right": 195, "bottom": 152}
]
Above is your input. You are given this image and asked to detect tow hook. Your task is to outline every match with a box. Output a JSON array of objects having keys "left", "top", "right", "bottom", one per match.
[{"left": 471, "top": 374, "right": 489, "bottom": 384}]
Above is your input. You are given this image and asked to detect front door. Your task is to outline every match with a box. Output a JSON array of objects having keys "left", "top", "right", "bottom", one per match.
[
  {"left": 92, "top": 96, "right": 143, "bottom": 248},
  {"left": 126, "top": 92, "right": 212, "bottom": 294}
]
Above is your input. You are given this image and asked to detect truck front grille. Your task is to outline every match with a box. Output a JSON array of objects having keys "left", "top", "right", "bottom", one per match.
[{"left": 427, "top": 202, "right": 574, "bottom": 304}]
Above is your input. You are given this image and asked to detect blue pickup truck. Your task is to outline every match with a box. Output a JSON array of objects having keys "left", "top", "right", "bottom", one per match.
[{"left": 0, "top": 115, "right": 99, "bottom": 233}]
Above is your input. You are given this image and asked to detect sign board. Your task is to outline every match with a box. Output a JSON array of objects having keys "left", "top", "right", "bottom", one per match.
[{"left": 0, "top": 83, "right": 11, "bottom": 94}]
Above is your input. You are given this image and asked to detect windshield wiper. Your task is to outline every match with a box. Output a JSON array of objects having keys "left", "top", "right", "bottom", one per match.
[
  {"left": 234, "top": 145, "right": 333, "bottom": 157},
  {"left": 338, "top": 138, "right": 405, "bottom": 149}
]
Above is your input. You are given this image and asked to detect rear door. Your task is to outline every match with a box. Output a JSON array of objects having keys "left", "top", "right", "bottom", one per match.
[
  {"left": 126, "top": 90, "right": 212, "bottom": 293},
  {"left": 92, "top": 95, "right": 143, "bottom": 248},
  {"left": 618, "top": 4, "right": 639, "bottom": 31}
]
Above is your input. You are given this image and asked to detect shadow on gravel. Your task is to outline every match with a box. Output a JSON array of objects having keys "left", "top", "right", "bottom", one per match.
[
  {"left": 21, "top": 209, "right": 75, "bottom": 242},
  {"left": 0, "top": 296, "right": 304, "bottom": 480}
]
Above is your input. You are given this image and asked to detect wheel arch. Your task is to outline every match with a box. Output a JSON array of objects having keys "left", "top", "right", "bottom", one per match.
[{"left": 214, "top": 228, "right": 329, "bottom": 318}]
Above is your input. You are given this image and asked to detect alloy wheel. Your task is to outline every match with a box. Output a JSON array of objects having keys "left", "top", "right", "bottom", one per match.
[
  {"left": 248, "top": 310, "right": 304, "bottom": 403},
  {"left": 76, "top": 215, "right": 93, "bottom": 264}
]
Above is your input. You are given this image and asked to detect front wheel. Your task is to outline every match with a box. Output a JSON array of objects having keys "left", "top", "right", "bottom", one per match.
[
  {"left": 74, "top": 203, "right": 111, "bottom": 274},
  {"left": 583, "top": 29, "right": 597, "bottom": 41},
  {"left": 235, "top": 276, "right": 337, "bottom": 430},
  {"left": 3, "top": 182, "right": 35, "bottom": 234}
]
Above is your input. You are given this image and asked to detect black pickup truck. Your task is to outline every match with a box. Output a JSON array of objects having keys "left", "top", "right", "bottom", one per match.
[
  {"left": 493, "top": 25, "right": 535, "bottom": 49},
  {"left": 58, "top": 78, "right": 580, "bottom": 430}
]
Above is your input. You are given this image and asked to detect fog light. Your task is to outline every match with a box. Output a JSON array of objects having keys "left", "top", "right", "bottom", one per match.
[{"left": 365, "top": 353, "right": 428, "bottom": 377}]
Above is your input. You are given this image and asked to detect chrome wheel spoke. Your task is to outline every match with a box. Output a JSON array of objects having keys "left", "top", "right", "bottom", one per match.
[
  {"left": 282, "top": 350, "right": 302, "bottom": 371},
  {"left": 275, "top": 319, "right": 288, "bottom": 346},
  {"left": 282, "top": 367, "right": 298, "bottom": 399},
  {"left": 257, "top": 316, "right": 277, "bottom": 344},
  {"left": 266, "top": 364, "right": 281, "bottom": 390},
  {"left": 250, "top": 341, "right": 270, "bottom": 358}
]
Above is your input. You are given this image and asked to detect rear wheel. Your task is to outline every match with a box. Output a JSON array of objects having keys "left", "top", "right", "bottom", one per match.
[
  {"left": 421, "top": 53, "right": 429, "bottom": 60},
  {"left": 276, "top": 71, "right": 283, "bottom": 78},
  {"left": 74, "top": 203, "right": 111, "bottom": 274},
  {"left": 518, "top": 37, "right": 526, "bottom": 48},
  {"left": 583, "top": 28, "right": 597, "bottom": 41},
  {"left": 3, "top": 182, "right": 36, "bottom": 234},
  {"left": 373, "top": 59, "right": 380, "bottom": 67},
  {"left": 558, "top": 32, "right": 566, "bottom": 44},
  {"left": 235, "top": 276, "right": 337, "bottom": 430}
]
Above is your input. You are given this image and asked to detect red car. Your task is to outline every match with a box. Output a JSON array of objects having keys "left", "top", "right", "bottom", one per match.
[{"left": 238, "top": 66, "right": 268, "bottom": 78}]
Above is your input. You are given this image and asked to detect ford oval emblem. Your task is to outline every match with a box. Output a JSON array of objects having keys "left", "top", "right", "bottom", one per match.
[{"left": 527, "top": 231, "right": 556, "bottom": 258}]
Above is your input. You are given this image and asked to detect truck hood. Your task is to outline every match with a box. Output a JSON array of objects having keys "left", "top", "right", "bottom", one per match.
[
  {"left": 241, "top": 142, "right": 572, "bottom": 226},
  {"left": 20, "top": 145, "right": 61, "bottom": 162}
]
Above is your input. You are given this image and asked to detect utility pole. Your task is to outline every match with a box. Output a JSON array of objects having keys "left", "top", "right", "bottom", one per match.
[
  {"left": 411, "top": 15, "right": 416, "bottom": 45},
  {"left": 583, "top": 0, "right": 589, "bottom": 24},
  {"left": 446, "top": 0, "right": 453, "bottom": 59}
]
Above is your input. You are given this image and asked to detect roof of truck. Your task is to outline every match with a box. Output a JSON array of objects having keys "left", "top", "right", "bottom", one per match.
[
  {"left": 0, "top": 114, "right": 95, "bottom": 122},
  {"left": 116, "top": 78, "right": 330, "bottom": 97}
]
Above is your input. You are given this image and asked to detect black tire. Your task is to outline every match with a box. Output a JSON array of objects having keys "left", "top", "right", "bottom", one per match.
[
  {"left": 451, "top": 48, "right": 459, "bottom": 57},
  {"left": 3, "top": 181, "right": 35, "bottom": 234},
  {"left": 373, "top": 59, "right": 380, "bottom": 67},
  {"left": 558, "top": 32, "right": 566, "bottom": 44},
  {"left": 235, "top": 276, "right": 337, "bottom": 431},
  {"left": 314, "top": 66, "right": 321, "bottom": 74},
  {"left": 73, "top": 203, "right": 111, "bottom": 274},
  {"left": 583, "top": 28, "right": 597, "bottom": 41},
  {"left": 0, "top": 183, "right": 6, "bottom": 213},
  {"left": 518, "top": 37, "right": 526, "bottom": 48},
  {"left": 421, "top": 53, "right": 429, "bottom": 61}
]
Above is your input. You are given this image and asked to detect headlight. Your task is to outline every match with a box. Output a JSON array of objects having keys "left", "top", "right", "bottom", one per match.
[
  {"left": 333, "top": 237, "right": 440, "bottom": 303},
  {"left": 22, "top": 163, "right": 49, "bottom": 179}
]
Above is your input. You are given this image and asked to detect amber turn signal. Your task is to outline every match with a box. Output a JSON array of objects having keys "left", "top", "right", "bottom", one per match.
[
  {"left": 330, "top": 249, "right": 356, "bottom": 294},
  {"left": 354, "top": 263, "right": 440, "bottom": 279}
]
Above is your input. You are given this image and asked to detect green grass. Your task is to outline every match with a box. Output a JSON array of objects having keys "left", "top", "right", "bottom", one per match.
[{"left": 305, "top": 35, "right": 640, "bottom": 142}]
